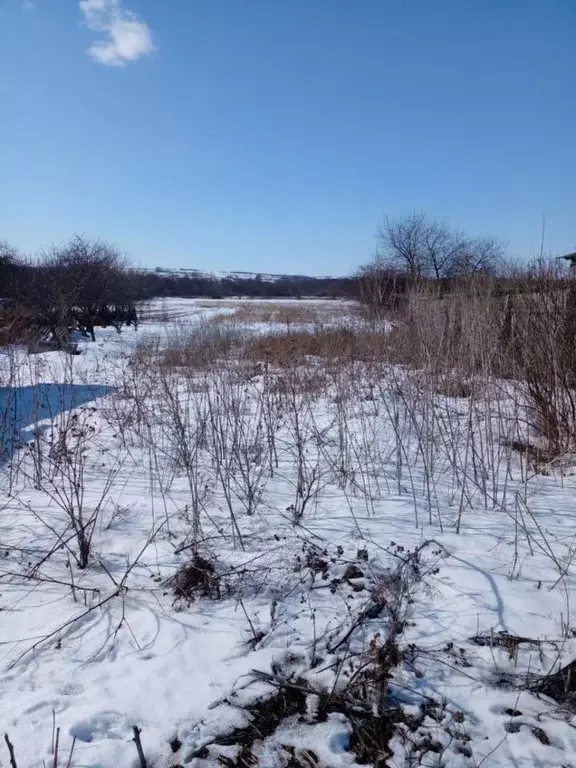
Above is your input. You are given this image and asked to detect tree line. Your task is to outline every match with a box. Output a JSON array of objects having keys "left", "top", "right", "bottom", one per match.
[
  {"left": 0, "top": 237, "right": 138, "bottom": 346},
  {"left": 136, "top": 271, "right": 358, "bottom": 301},
  {"left": 356, "top": 212, "right": 510, "bottom": 313}
]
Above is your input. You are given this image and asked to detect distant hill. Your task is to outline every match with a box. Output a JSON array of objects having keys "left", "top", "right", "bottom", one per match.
[
  {"left": 142, "top": 267, "right": 336, "bottom": 282},
  {"left": 135, "top": 266, "right": 358, "bottom": 300}
]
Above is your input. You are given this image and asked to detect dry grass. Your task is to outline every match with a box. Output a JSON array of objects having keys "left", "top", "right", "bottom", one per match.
[
  {"left": 243, "top": 327, "right": 389, "bottom": 367},
  {"left": 209, "top": 301, "right": 349, "bottom": 327},
  {"left": 0, "top": 306, "right": 41, "bottom": 346},
  {"left": 136, "top": 323, "right": 240, "bottom": 370},
  {"left": 136, "top": 303, "right": 388, "bottom": 376}
]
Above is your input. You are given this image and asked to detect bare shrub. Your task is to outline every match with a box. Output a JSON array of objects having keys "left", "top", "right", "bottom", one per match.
[
  {"left": 149, "top": 363, "right": 213, "bottom": 554},
  {"left": 356, "top": 262, "right": 406, "bottom": 317},
  {"left": 160, "top": 322, "right": 240, "bottom": 369},
  {"left": 205, "top": 367, "right": 270, "bottom": 522},
  {"left": 507, "top": 265, "right": 576, "bottom": 454},
  {"left": 165, "top": 555, "right": 221, "bottom": 603},
  {"left": 22, "top": 407, "right": 122, "bottom": 569}
]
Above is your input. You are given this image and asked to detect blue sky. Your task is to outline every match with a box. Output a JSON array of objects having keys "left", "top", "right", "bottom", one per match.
[{"left": 0, "top": 0, "right": 574, "bottom": 275}]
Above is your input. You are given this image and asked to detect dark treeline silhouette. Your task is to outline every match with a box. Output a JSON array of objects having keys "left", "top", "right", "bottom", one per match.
[
  {"left": 0, "top": 237, "right": 138, "bottom": 348},
  {"left": 135, "top": 271, "right": 359, "bottom": 301}
]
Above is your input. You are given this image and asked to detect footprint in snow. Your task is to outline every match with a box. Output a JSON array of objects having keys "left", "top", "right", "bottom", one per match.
[
  {"left": 69, "top": 711, "right": 131, "bottom": 743},
  {"left": 58, "top": 682, "right": 84, "bottom": 696},
  {"left": 23, "top": 699, "right": 66, "bottom": 716}
]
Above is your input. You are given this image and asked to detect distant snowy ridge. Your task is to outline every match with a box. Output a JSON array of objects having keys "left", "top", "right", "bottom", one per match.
[{"left": 136, "top": 267, "right": 336, "bottom": 282}]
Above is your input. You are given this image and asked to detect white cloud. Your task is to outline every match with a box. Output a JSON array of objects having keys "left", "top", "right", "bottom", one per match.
[{"left": 79, "top": 0, "right": 154, "bottom": 67}]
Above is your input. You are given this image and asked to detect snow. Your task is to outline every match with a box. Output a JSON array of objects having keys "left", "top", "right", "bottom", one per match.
[{"left": 1, "top": 297, "right": 576, "bottom": 767}]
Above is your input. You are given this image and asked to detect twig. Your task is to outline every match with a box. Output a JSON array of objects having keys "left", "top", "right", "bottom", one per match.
[
  {"left": 53, "top": 727, "right": 60, "bottom": 768},
  {"left": 132, "top": 726, "right": 147, "bottom": 768},
  {"left": 0, "top": 571, "right": 97, "bottom": 594},
  {"left": 65, "top": 736, "right": 76, "bottom": 768},
  {"left": 9, "top": 588, "right": 121, "bottom": 668},
  {"left": 238, "top": 598, "right": 259, "bottom": 644},
  {"left": 4, "top": 734, "right": 18, "bottom": 768}
]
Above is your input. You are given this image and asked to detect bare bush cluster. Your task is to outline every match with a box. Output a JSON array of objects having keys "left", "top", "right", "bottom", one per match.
[
  {"left": 0, "top": 236, "right": 138, "bottom": 347},
  {"left": 378, "top": 263, "right": 576, "bottom": 460},
  {"left": 128, "top": 308, "right": 556, "bottom": 543}
]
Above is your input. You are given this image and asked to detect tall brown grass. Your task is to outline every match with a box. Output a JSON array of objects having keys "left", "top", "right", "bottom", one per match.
[{"left": 378, "top": 265, "right": 576, "bottom": 457}]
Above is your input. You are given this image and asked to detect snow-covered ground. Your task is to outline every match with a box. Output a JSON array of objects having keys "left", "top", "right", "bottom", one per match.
[{"left": 1, "top": 298, "right": 575, "bottom": 768}]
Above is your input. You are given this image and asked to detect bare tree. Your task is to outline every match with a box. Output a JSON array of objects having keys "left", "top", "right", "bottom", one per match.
[
  {"left": 450, "top": 235, "right": 505, "bottom": 278},
  {"left": 0, "top": 241, "right": 21, "bottom": 299},
  {"left": 105, "top": 266, "right": 139, "bottom": 334},
  {"left": 376, "top": 213, "right": 504, "bottom": 281},
  {"left": 421, "top": 220, "right": 468, "bottom": 280},
  {"left": 378, "top": 212, "right": 429, "bottom": 280},
  {"left": 13, "top": 237, "right": 136, "bottom": 344},
  {"left": 51, "top": 237, "right": 132, "bottom": 341}
]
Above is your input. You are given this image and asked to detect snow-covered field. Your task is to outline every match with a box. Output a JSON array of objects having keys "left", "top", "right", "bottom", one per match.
[{"left": 1, "top": 298, "right": 575, "bottom": 768}]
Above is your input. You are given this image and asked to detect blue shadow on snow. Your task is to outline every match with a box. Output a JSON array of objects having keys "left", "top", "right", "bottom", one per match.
[{"left": 0, "top": 383, "right": 113, "bottom": 464}]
